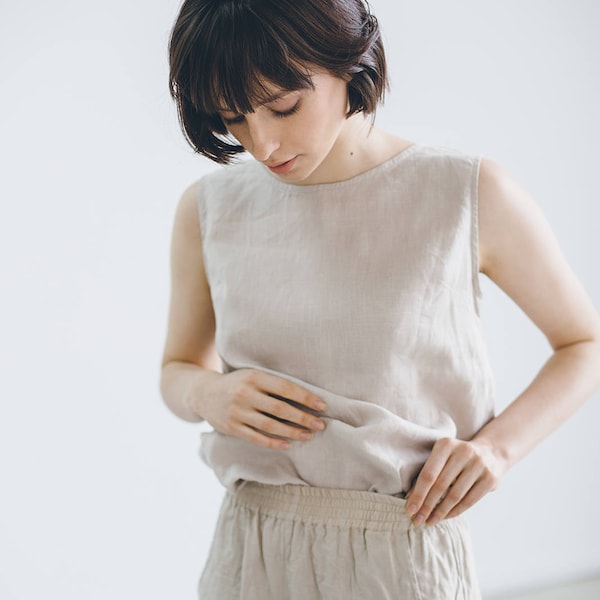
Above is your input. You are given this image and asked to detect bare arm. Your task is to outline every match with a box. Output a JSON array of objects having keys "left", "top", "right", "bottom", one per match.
[
  {"left": 160, "top": 182, "right": 327, "bottom": 445},
  {"left": 406, "top": 158, "right": 600, "bottom": 526},
  {"left": 160, "top": 181, "right": 223, "bottom": 422}
]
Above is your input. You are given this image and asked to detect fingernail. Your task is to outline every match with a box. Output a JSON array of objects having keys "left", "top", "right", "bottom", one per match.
[
  {"left": 300, "top": 431, "right": 313, "bottom": 440},
  {"left": 413, "top": 514, "right": 425, "bottom": 526},
  {"left": 279, "top": 441, "right": 291, "bottom": 450},
  {"left": 315, "top": 400, "right": 327, "bottom": 411},
  {"left": 427, "top": 516, "right": 440, "bottom": 527},
  {"left": 313, "top": 419, "right": 325, "bottom": 431},
  {"left": 407, "top": 503, "right": 418, "bottom": 516}
]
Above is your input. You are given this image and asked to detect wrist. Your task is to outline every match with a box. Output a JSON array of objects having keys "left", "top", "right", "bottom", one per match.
[
  {"left": 184, "top": 368, "right": 222, "bottom": 421},
  {"left": 470, "top": 432, "right": 512, "bottom": 477}
]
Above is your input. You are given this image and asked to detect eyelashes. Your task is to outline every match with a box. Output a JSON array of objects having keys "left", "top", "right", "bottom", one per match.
[
  {"left": 272, "top": 101, "right": 301, "bottom": 120},
  {"left": 221, "top": 100, "right": 301, "bottom": 126}
]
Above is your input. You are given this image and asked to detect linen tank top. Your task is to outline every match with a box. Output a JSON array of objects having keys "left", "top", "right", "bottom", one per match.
[{"left": 197, "top": 144, "right": 495, "bottom": 496}]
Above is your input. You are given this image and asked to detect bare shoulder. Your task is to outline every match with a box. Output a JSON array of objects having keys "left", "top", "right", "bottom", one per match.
[
  {"left": 476, "top": 158, "right": 546, "bottom": 275},
  {"left": 477, "top": 158, "right": 600, "bottom": 349},
  {"left": 180, "top": 179, "right": 202, "bottom": 205},
  {"left": 172, "top": 179, "right": 203, "bottom": 244},
  {"left": 169, "top": 178, "right": 208, "bottom": 292}
]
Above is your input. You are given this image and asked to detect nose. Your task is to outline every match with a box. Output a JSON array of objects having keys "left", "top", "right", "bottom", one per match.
[{"left": 244, "top": 113, "right": 280, "bottom": 162}]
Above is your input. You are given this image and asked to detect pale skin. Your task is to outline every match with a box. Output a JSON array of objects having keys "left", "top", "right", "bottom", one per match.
[{"left": 161, "top": 70, "right": 600, "bottom": 526}]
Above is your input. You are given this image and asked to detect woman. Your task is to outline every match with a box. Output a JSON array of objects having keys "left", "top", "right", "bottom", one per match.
[{"left": 161, "top": 0, "right": 600, "bottom": 598}]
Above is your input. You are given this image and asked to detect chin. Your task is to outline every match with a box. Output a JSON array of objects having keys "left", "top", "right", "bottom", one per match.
[{"left": 292, "top": 159, "right": 327, "bottom": 184}]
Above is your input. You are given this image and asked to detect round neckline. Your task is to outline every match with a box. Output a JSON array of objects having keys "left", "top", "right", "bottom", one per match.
[{"left": 256, "top": 143, "right": 419, "bottom": 193}]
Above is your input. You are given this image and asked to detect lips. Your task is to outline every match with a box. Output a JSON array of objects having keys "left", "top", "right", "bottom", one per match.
[{"left": 266, "top": 156, "right": 298, "bottom": 175}]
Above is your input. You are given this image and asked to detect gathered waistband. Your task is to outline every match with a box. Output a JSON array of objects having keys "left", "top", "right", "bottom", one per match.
[{"left": 232, "top": 482, "right": 413, "bottom": 532}]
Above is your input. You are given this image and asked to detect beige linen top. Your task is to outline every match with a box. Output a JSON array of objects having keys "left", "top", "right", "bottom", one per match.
[{"left": 196, "top": 144, "right": 495, "bottom": 495}]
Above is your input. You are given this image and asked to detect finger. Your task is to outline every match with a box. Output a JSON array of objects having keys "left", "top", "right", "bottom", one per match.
[
  {"left": 406, "top": 439, "right": 455, "bottom": 519},
  {"left": 404, "top": 471, "right": 422, "bottom": 500},
  {"left": 425, "top": 466, "right": 481, "bottom": 525},
  {"left": 445, "top": 479, "right": 491, "bottom": 519},
  {"left": 253, "top": 371, "right": 327, "bottom": 413},
  {"left": 414, "top": 449, "right": 480, "bottom": 524},
  {"left": 435, "top": 445, "right": 501, "bottom": 521},
  {"left": 228, "top": 386, "right": 326, "bottom": 439},
  {"left": 245, "top": 407, "right": 321, "bottom": 442},
  {"left": 259, "top": 394, "right": 327, "bottom": 432}
]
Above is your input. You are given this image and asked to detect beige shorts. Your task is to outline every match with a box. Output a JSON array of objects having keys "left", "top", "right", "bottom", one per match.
[{"left": 199, "top": 482, "right": 481, "bottom": 599}]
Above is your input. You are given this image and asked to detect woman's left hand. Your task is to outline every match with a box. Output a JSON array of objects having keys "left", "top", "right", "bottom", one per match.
[{"left": 405, "top": 437, "right": 507, "bottom": 526}]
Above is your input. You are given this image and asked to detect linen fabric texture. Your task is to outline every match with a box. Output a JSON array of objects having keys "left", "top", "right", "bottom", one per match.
[
  {"left": 198, "top": 482, "right": 481, "bottom": 599},
  {"left": 196, "top": 144, "right": 495, "bottom": 496}
]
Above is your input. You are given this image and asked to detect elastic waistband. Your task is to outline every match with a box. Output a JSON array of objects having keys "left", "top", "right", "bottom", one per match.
[{"left": 231, "top": 482, "right": 412, "bottom": 532}]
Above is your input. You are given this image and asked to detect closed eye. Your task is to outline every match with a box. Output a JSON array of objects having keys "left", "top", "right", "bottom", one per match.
[
  {"left": 272, "top": 100, "right": 301, "bottom": 119},
  {"left": 220, "top": 100, "right": 302, "bottom": 126}
]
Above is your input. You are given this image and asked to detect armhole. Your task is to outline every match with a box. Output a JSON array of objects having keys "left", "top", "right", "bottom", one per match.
[
  {"left": 196, "top": 179, "right": 208, "bottom": 246},
  {"left": 192, "top": 178, "right": 212, "bottom": 294},
  {"left": 470, "top": 156, "right": 483, "bottom": 317}
]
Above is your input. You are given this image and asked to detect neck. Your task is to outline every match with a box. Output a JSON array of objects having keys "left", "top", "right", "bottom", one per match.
[{"left": 303, "top": 114, "right": 409, "bottom": 185}]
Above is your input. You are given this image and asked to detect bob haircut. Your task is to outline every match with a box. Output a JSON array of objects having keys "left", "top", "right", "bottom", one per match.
[{"left": 168, "top": 0, "right": 388, "bottom": 164}]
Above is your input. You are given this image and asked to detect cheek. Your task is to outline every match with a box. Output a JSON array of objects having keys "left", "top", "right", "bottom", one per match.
[
  {"left": 325, "top": 80, "right": 350, "bottom": 114},
  {"left": 316, "top": 108, "right": 348, "bottom": 143},
  {"left": 319, "top": 89, "right": 349, "bottom": 129}
]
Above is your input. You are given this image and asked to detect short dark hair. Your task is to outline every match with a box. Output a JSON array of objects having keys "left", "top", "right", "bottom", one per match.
[{"left": 168, "top": 0, "right": 388, "bottom": 164}]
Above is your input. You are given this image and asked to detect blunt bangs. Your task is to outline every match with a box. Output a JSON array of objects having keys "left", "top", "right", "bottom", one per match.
[
  {"left": 169, "top": 0, "right": 388, "bottom": 164},
  {"left": 190, "top": 9, "right": 314, "bottom": 116}
]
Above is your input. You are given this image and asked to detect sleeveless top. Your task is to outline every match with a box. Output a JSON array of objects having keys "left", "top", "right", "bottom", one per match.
[{"left": 196, "top": 144, "right": 495, "bottom": 495}]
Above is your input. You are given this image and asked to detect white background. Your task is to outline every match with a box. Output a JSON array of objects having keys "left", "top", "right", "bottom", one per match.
[{"left": 1, "top": 1, "right": 598, "bottom": 598}]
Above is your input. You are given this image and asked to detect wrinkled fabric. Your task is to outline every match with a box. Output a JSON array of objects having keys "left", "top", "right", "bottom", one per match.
[
  {"left": 199, "top": 482, "right": 481, "bottom": 599},
  {"left": 196, "top": 144, "right": 495, "bottom": 495}
]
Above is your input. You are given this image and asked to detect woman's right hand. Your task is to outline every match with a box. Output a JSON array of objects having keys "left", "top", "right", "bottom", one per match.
[{"left": 190, "top": 369, "right": 328, "bottom": 450}]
